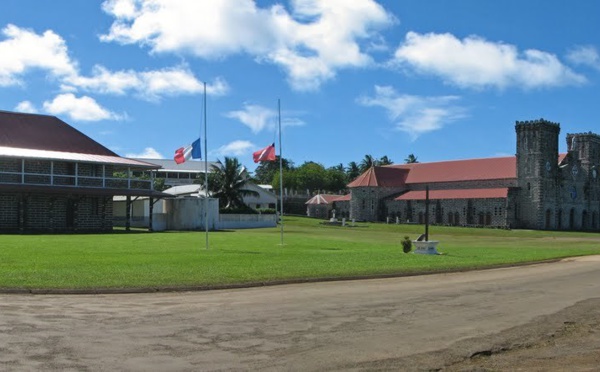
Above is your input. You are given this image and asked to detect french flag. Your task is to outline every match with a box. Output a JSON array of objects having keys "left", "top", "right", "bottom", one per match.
[
  {"left": 174, "top": 138, "right": 201, "bottom": 164},
  {"left": 253, "top": 143, "right": 276, "bottom": 163}
]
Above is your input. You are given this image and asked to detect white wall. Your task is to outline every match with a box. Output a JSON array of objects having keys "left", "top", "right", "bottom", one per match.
[{"left": 164, "top": 197, "right": 219, "bottom": 231}]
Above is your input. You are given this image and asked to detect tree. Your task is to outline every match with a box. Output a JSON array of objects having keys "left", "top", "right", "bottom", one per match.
[
  {"left": 327, "top": 165, "right": 348, "bottom": 193},
  {"left": 209, "top": 157, "right": 258, "bottom": 209},
  {"left": 359, "top": 154, "right": 377, "bottom": 172},
  {"left": 272, "top": 168, "right": 298, "bottom": 192},
  {"left": 295, "top": 161, "right": 328, "bottom": 193},
  {"left": 346, "top": 161, "right": 361, "bottom": 181},
  {"left": 404, "top": 154, "right": 419, "bottom": 164},
  {"left": 379, "top": 155, "right": 393, "bottom": 166},
  {"left": 252, "top": 156, "right": 293, "bottom": 185}
]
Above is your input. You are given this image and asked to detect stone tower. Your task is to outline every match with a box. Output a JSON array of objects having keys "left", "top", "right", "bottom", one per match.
[
  {"left": 515, "top": 119, "right": 560, "bottom": 229},
  {"left": 564, "top": 132, "right": 600, "bottom": 229}
]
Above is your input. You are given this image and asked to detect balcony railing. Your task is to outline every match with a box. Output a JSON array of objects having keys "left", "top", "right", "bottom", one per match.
[{"left": 0, "top": 170, "right": 152, "bottom": 191}]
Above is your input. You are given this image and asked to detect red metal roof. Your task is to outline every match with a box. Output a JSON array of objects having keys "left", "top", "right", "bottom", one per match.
[
  {"left": 392, "top": 156, "right": 517, "bottom": 184},
  {"left": 347, "top": 166, "right": 409, "bottom": 188},
  {"left": 0, "top": 111, "right": 159, "bottom": 169},
  {"left": 395, "top": 188, "right": 509, "bottom": 201},
  {"left": 334, "top": 194, "right": 351, "bottom": 201},
  {"left": 305, "top": 194, "right": 347, "bottom": 205},
  {"left": 0, "top": 111, "right": 118, "bottom": 155}
]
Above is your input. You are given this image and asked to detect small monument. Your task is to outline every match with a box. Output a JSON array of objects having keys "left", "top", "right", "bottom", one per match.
[
  {"left": 413, "top": 186, "right": 440, "bottom": 255},
  {"left": 329, "top": 209, "right": 338, "bottom": 223}
]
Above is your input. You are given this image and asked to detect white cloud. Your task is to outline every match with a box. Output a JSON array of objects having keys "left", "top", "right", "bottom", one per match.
[
  {"left": 392, "top": 32, "right": 586, "bottom": 89},
  {"left": 66, "top": 65, "right": 227, "bottom": 100},
  {"left": 357, "top": 85, "right": 466, "bottom": 139},
  {"left": 14, "top": 100, "right": 38, "bottom": 113},
  {"left": 212, "top": 140, "right": 255, "bottom": 157},
  {"left": 125, "top": 147, "right": 164, "bottom": 158},
  {"left": 0, "top": 24, "right": 77, "bottom": 87},
  {"left": 0, "top": 24, "right": 220, "bottom": 103},
  {"left": 100, "top": 0, "right": 395, "bottom": 91},
  {"left": 225, "top": 103, "right": 305, "bottom": 133},
  {"left": 282, "top": 116, "right": 305, "bottom": 128},
  {"left": 225, "top": 104, "right": 277, "bottom": 133},
  {"left": 566, "top": 45, "right": 600, "bottom": 71},
  {"left": 42, "top": 93, "right": 125, "bottom": 122}
]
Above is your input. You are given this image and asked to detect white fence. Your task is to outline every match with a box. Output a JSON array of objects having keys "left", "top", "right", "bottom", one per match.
[{"left": 217, "top": 214, "right": 277, "bottom": 230}]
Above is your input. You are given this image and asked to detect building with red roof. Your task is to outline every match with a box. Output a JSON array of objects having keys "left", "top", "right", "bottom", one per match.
[
  {"left": 305, "top": 193, "right": 349, "bottom": 219},
  {"left": 0, "top": 110, "right": 170, "bottom": 232},
  {"left": 344, "top": 119, "right": 600, "bottom": 230}
]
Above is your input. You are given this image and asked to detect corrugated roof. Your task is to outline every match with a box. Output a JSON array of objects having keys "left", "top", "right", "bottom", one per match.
[
  {"left": 395, "top": 188, "right": 509, "bottom": 201},
  {"left": 134, "top": 158, "right": 218, "bottom": 172},
  {"left": 0, "top": 146, "right": 159, "bottom": 168},
  {"left": 0, "top": 111, "right": 117, "bottom": 155},
  {"left": 347, "top": 166, "right": 409, "bottom": 188},
  {"left": 393, "top": 157, "right": 516, "bottom": 184},
  {"left": 334, "top": 194, "right": 351, "bottom": 201},
  {"left": 305, "top": 194, "right": 346, "bottom": 205}
]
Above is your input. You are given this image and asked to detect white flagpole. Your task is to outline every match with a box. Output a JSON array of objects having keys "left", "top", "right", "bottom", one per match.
[
  {"left": 278, "top": 99, "right": 284, "bottom": 245},
  {"left": 204, "top": 82, "right": 209, "bottom": 249}
]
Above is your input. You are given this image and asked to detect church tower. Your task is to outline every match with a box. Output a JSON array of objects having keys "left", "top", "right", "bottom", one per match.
[{"left": 515, "top": 119, "right": 560, "bottom": 229}]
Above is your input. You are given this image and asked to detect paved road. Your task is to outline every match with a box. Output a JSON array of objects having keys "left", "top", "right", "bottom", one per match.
[{"left": 1, "top": 256, "right": 600, "bottom": 371}]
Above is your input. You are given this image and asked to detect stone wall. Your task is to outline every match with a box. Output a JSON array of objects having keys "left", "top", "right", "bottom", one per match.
[
  {"left": 0, "top": 193, "right": 113, "bottom": 232},
  {"left": 386, "top": 197, "right": 508, "bottom": 227},
  {"left": 350, "top": 186, "right": 405, "bottom": 221}
]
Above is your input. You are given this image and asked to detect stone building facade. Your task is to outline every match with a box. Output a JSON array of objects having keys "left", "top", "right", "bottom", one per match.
[{"left": 344, "top": 119, "right": 600, "bottom": 231}]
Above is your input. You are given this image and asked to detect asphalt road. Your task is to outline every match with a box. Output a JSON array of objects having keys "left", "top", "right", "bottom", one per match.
[{"left": 1, "top": 256, "right": 600, "bottom": 371}]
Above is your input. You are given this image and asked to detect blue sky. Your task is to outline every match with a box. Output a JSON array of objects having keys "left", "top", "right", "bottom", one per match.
[{"left": 1, "top": 0, "right": 599, "bottom": 172}]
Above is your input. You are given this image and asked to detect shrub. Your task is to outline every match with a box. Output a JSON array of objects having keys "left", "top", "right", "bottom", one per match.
[
  {"left": 219, "top": 205, "right": 258, "bottom": 214},
  {"left": 401, "top": 236, "right": 412, "bottom": 253}
]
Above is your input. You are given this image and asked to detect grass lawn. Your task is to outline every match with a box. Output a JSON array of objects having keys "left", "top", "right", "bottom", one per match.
[{"left": 1, "top": 216, "right": 599, "bottom": 291}]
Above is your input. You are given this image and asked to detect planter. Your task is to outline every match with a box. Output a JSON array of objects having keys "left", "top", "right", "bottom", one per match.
[{"left": 413, "top": 240, "right": 440, "bottom": 255}]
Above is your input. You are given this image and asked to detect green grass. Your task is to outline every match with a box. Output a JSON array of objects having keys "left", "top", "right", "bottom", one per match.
[{"left": 1, "top": 217, "right": 599, "bottom": 290}]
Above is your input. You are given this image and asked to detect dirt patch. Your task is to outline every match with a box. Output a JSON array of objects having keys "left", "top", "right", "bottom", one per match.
[{"left": 352, "top": 298, "right": 600, "bottom": 371}]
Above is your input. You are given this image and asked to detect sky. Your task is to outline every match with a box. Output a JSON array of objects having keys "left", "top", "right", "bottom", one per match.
[{"left": 1, "top": 0, "right": 599, "bottom": 172}]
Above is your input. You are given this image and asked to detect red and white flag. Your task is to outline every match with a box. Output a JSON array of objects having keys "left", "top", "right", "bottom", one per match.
[
  {"left": 174, "top": 138, "right": 201, "bottom": 164},
  {"left": 253, "top": 143, "right": 276, "bottom": 163}
]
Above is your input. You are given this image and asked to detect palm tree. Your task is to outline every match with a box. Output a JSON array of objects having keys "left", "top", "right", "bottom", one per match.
[
  {"left": 359, "top": 154, "right": 377, "bottom": 172},
  {"left": 379, "top": 155, "right": 393, "bottom": 166},
  {"left": 404, "top": 153, "right": 419, "bottom": 164},
  {"left": 346, "top": 161, "right": 361, "bottom": 180},
  {"left": 209, "top": 157, "right": 259, "bottom": 210}
]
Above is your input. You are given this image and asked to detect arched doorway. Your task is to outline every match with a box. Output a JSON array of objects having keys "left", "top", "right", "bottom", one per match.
[
  {"left": 545, "top": 209, "right": 552, "bottom": 230},
  {"left": 557, "top": 209, "right": 562, "bottom": 230},
  {"left": 569, "top": 208, "right": 575, "bottom": 230}
]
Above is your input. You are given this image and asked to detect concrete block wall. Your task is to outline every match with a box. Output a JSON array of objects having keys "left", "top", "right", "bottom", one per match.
[{"left": 0, "top": 193, "right": 113, "bottom": 232}]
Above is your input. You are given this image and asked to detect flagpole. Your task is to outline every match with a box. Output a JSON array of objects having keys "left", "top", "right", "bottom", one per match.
[
  {"left": 203, "top": 81, "right": 209, "bottom": 249},
  {"left": 278, "top": 99, "right": 284, "bottom": 245}
]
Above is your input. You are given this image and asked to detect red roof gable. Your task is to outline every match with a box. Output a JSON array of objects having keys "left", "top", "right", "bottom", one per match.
[
  {"left": 396, "top": 188, "right": 509, "bottom": 201},
  {"left": 347, "top": 166, "right": 409, "bottom": 188}
]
